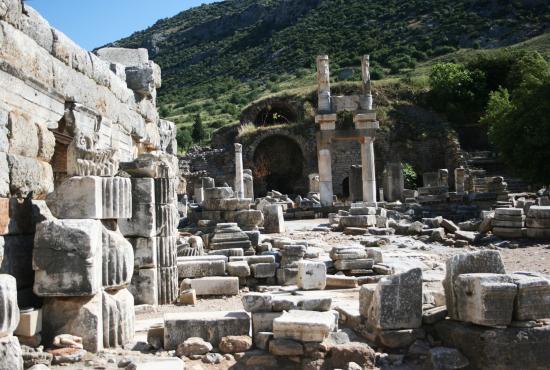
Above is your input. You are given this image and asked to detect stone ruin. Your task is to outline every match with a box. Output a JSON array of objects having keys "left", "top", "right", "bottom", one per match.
[{"left": 0, "top": 2, "right": 549, "bottom": 370}]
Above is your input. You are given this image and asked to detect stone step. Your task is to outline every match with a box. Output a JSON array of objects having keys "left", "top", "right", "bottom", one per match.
[{"left": 181, "top": 277, "right": 239, "bottom": 296}]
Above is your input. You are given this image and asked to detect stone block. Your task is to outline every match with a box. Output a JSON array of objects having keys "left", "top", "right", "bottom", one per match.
[
  {"left": 297, "top": 261, "right": 326, "bottom": 290},
  {"left": 242, "top": 293, "right": 272, "bottom": 313},
  {"left": 441, "top": 219, "right": 459, "bottom": 233},
  {"left": 7, "top": 154, "right": 53, "bottom": 198},
  {"left": 273, "top": 310, "right": 334, "bottom": 342},
  {"left": 19, "top": 5, "right": 53, "bottom": 51},
  {"left": 339, "top": 215, "right": 377, "bottom": 228},
  {"left": 42, "top": 294, "right": 102, "bottom": 352},
  {"left": 14, "top": 308, "right": 41, "bottom": 339},
  {"left": 164, "top": 311, "right": 250, "bottom": 349},
  {"left": 131, "top": 178, "right": 155, "bottom": 204},
  {"left": 177, "top": 260, "right": 225, "bottom": 279},
  {"left": 95, "top": 47, "right": 149, "bottom": 67},
  {"left": 428, "top": 347, "right": 469, "bottom": 370},
  {"left": 492, "top": 219, "right": 524, "bottom": 228},
  {"left": 495, "top": 208, "right": 523, "bottom": 217},
  {"left": 0, "top": 335, "right": 23, "bottom": 370},
  {"left": 271, "top": 295, "right": 331, "bottom": 312},
  {"left": 493, "top": 226, "right": 525, "bottom": 239},
  {"left": 33, "top": 219, "right": 102, "bottom": 297},
  {"left": 252, "top": 312, "right": 282, "bottom": 337},
  {"left": 182, "top": 277, "right": 239, "bottom": 296},
  {"left": 264, "top": 204, "right": 285, "bottom": 233},
  {"left": 454, "top": 273, "right": 516, "bottom": 327},
  {"left": 227, "top": 261, "right": 250, "bottom": 277},
  {"left": 0, "top": 0, "right": 23, "bottom": 26},
  {"left": 129, "top": 237, "right": 156, "bottom": 269},
  {"left": 435, "top": 319, "right": 550, "bottom": 370},
  {"left": 157, "top": 266, "right": 178, "bottom": 305},
  {"left": 0, "top": 274, "right": 19, "bottom": 337},
  {"left": 129, "top": 268, "right": 158, "bottom": 306},
  {"left": 334, "top": 259, "right": 373, "bottom": 271},
  {"left": 329, "top": 246, "right": 367, "bottom": 260},
  {"left": 366, "top": 268, "right": 423, "bottom": 330},
  {"left": 202, "top": 198, "right": 251, "bottom": 211},
  {"left": 119, "top": 153, "right": 178, "bottom": 179},
  {"left": 46, "top": 176, "right": 132, "bottom": 219},
  {"left": 154, "top": 178, "right": 176, "bottom": 205},
  {"left": 525, "top": 217, "right": 550, "bottom": 228},
  {"left": 269, "top": 338, "right": 303, "bottom": 356},
  {"left": 156, "top": 236, "right": 176, "bottom": 268},
  {"left": 203, "top": 187, "right": 234, "bottom": 201},
  {"left": 125, "top": 63, "right": 156, "bottom": 98},
  {"left": 326, "top": 275, "right": 358, "bottom": 289},
  {"left": 443, "top": 250, "right": 506, "bottom": 320},
  {"left": 177, "top": 289, "right": 196, "bottom": 305},
  {"left": 101, "top": 223, "right": 133, "bottom": 289},
  {"left": 251, "top": 263, "right": 277, "bottom": 278},
  {"left": 510, "top": 272, "right": 550, "bottom": 320},
  {"left": 102, "top": 289, "right": 135, "bottom": 348},
  {"left": 6, "top": 111, "right": 38, "bottom": 158},
  {"left": 230, "top": 255, "right": 276, "bottom": 265},
  {"left": 155, "top": 204, "right": 178, "bottom": 237},
  {"left": 359, "top": 284, "right": 376, "bottom": 318},
  {"left": 525, "top": 228, "right": 550, "bottom": 239},
  {"left": 254, "top": 331, "right": 273, "bottom": 350},
  {"left": 119, "top": 203, "right": 156, "bottom": 238},
  {"left": 0, "top": 154, "right": 8, "bottom": 197}
]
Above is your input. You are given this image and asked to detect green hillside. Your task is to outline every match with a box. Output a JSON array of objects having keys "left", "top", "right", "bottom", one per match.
[{"left": 105, "top": 0, "right": 550, "bottom": 138}]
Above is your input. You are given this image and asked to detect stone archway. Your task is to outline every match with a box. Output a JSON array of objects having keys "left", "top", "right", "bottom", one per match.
[{"left": 252, "top": 135, "right": 304, "bottom": 197}]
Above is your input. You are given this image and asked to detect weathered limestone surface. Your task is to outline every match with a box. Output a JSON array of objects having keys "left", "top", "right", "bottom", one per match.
[
  {"left": 273, "top": 310, "right": 334, "bottom": 342},
  {"left": 510, "top": 272, "right": 550, "bottom": 320},
  {"left": 157, "top": 266, "right": 178, "bottom": 305},
  {"left": 435, "top": 320, "right": 550, "bottom": 370},
  {"left": 42, "top": 294, "right": 103, "bottom": 352},
  {"left": 129, "top": 237, "right": 156, "bottom": 269},
  {"left": 7, "top": 154, "right": 53, "bottom": 198},
  {"left": 95, "top": 47, "right": 150, "bottom": 67},
  {"left": 119, "top": 203, "right": 156, "bottom": 238},
  {"left": 443, "top": 250, "right": 506, "bottom": 320},
  {"left": 0, "top": 274, "right": 19, "bottom": 337},
  {"left": 101, "top": 223, "right": 133, "bottom": 289},
  {"left": 33, "top": 219, "right": 102, "bottom": 297},
  {"left": 156, "top": 236, "right": 176, "bottom": 268},
  {"left": 102, "top": 289, "right": 135, "bottom": 348},
  {"left": 164, "top": 311, "right": 250, "bottom": 349},
  {"left": 180, "top": 277, "right": 239, "bottom": 296},
  {"left": 264, "top": 204, "right": 285, "bottom": 233},
  {"left": 129, "top": 268, "right": 157, "bottom": 306},
  {"left": 178, "top": 260, "right": 225, "bottom": 279},
  {"left": 454, "top": 273, "right": 517, "bottom": 327},
  {"left": 364, "top": 268, "right": 423, "bottom": 330},
  {"left": 296, "top": 261, "right": 326, "bottom": 290},
  {"left": 47, "top": 177, "right": 132, "bottom": 219},
  {"left": 0, "top": 335, "right": 23, "bottom": 370}
]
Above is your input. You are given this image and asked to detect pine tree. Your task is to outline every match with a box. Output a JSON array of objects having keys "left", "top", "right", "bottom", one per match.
[{"left": 191, "top": 114, "right": 205, "bottom": 143}]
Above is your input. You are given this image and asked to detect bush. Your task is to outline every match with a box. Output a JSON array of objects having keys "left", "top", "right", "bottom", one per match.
[
  {"left": 176, "top": 127, "right": 193, "bottom": 151},
  {"left": 403, "top": 163, "right": 418, "bottom": 189}
]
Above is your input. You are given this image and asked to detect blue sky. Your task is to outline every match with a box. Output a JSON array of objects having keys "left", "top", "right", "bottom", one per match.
[{"left": 29, "top": 0, "right": 218, "bottom": 50}]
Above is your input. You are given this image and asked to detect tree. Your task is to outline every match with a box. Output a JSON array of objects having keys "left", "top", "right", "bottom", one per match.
[
  {"left": 191, "top": 114, "right": 206, "bottom": 143},
  {"left": 482, "top": 54, "right": 550, "bottom": 184},
  {"left": 176, "top": 127, "right": 193, "bottom": 152}
]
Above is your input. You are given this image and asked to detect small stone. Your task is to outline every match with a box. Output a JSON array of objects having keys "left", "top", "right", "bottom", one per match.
[
  {"left": 242, "top": 293, "right": 272, "bottom": 312},
  {"left": 48, "top": 347, "right": 86, "bottom": 365},
  {"left": 202, "top": 353, "right": 223, "bottom": 364},
  {"left": 178, "top": 289, "right": 197, "bottom": 305},
  {"left": 176, "top": 337, "right": 213, "bottom": 357},
  {"left": 219, "top": 335, "right": 252, "bottom": 354}
]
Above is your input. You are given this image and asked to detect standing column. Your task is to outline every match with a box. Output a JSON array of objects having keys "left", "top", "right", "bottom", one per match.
[
  {"left": 361, "top": 137, "right": 377, "bottom": 204},
  {"left": 318, "top": 148, "right": 333, "bottom": 206},
  {"left": 234, "top": 143, "right": 244, "bottom": 199}
]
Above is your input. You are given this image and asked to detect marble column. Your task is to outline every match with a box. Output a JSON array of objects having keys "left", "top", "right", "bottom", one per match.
[
  {"left": 361, "top": 137, "right": 377, "bottom": 204},
  {"left": 234, "top": 144, "right": 244, "bottom": 199},
  {"left": 318, "top": 149, "right": 333, "bottom": 206},
  {"left": 243, "top": 169, "right": 254, "bottom": 200}
]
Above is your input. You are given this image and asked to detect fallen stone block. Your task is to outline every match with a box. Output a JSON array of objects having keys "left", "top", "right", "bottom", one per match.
[
  {"left": 511, "top": 271, "right": 550, "bottom": 320},
  {"left": 180, "top": 277, "right": 239, "bottom": 296},
  {"left": 329, "top": 246, "right": 367, "bottom": 260},
  {"left": 254, "top": 331, "right": 273, "bottom": 350},
  {"left": 454, "top": 273, "right": 516, "bottom": 327},
  {"left": 129, "top": 237, "right": 156, "bottom": 269},
  {"left": 339, "top": 215, "right": 376, "bottom": 228},
  {"left": 33, "top": 219, "right": 102, "bottom": 297},
  {"left": 525, "top": 228, "right": 550, "bottom": 240},
  {"left": 164, "top": 311, "right": 250, "bottom": 349},
  {"left": 251, "top": 263, "right": 277, "bottom": 278},
  {"left": 219, "top": 335, "right": 252, "bottom": 354},
  {"left": 492, "top": 219, "right": 524, "bottom": 228},
  {"left": 242, "top": 293, "right": 272, "bottom": 312},
  {"left": 14, "top": 308, "right": 41, "bottom": 337},
  {"left": 326, "top": 275, "right": 358, "bottom": 289},
  {"left": 177, "top": 289, "right": 196, "bottom": 305},
  {"left": 252, "top": 312, "right": 282, "bottom": 337},
  {"left": 271, "top": 295, "right": 332, "bottom": 312},
  {"left": 376, "top": 328, "right": 424, "bottom": 349},
  {"left": 227, "top": 261, "right": 250, "bottom": 277},
  {"left": 441, "top": 219, "right": 459, "bottom": 233},
  {"left": 495, "top": 208, "right": 523, "bottom": 217},
  {"left": 443, "top": 250, "right": 506, "bottom": 320},
  {"left": 365, "top": 268, "right": 423, "bottom": 330},
  {"left": 435, "top": 319, "right": 550, "bottom": 370},
  {"left": 177, "top": 260, "right": 225, "bottom": 279},
  {"left": 263, "top": 204, "right": 285, "bottom": 234},
  {"left": 297, "top": 261, "right": 326, "bottom": 290},
  {"left": 334, "top": 259, "right": 373, "bottom": 271},
  {"left": 269, "top": 338, "right": 303, "bottom": 356},
  {"left": 273, "top": 310, "right": 334, "bottom": 342},
  {"left": 0, "top": 274, "right": 19, "bottom": 337},
  {"left": 42, "top": 294, "right": 102, "bottom": 352},
  {"left": 327, "top": 342, "right": 376, "bottom": 370}
]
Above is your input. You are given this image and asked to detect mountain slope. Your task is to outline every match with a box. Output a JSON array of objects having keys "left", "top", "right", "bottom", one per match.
[{"left": 106, "top": 0, "right": 550, "bottom": 132}]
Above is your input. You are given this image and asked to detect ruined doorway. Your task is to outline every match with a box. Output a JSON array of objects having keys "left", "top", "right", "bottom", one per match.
[
  {"left": 342, "top": 177, "right": 350, "bottom": 199},
  {"left": 253, "top": 135, "right": 304, "bottom": 197}
]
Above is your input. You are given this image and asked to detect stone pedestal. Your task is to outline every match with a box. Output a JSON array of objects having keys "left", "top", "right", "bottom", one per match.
[
  {"left": 243, "top": 169, "right": 254, "bottom": 200},
  {"left": 234, "top": 144, "right": 244, "bottom": 199},
  {"left": 383, "top": 163, "right": 404, "bottom": 202}
]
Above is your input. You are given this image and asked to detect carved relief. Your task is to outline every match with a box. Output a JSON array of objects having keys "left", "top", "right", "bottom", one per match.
[{"left": 67, "top": 129, "right": 120, "bottom": 177}]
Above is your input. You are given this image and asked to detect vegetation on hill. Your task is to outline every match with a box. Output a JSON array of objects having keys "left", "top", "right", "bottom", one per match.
[{"left": 105, "top": 0, "right": 550, "bottom": 144}]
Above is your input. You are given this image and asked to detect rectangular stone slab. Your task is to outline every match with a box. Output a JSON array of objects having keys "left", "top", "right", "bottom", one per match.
[
  {"left": 184, "top": 277, "right": 239, "bottom": 296},
  {"left": 273, "top": 310, "right": 334, "bottom": 342},
  {"left": 164, "top": 311, "right": 250, "bottom": 349},
  {"left": 510, "top": 272, "right": 550, "bottom": 321},
  {"left": 177, "top": 260, "right": 226, "bottom": 279}
]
